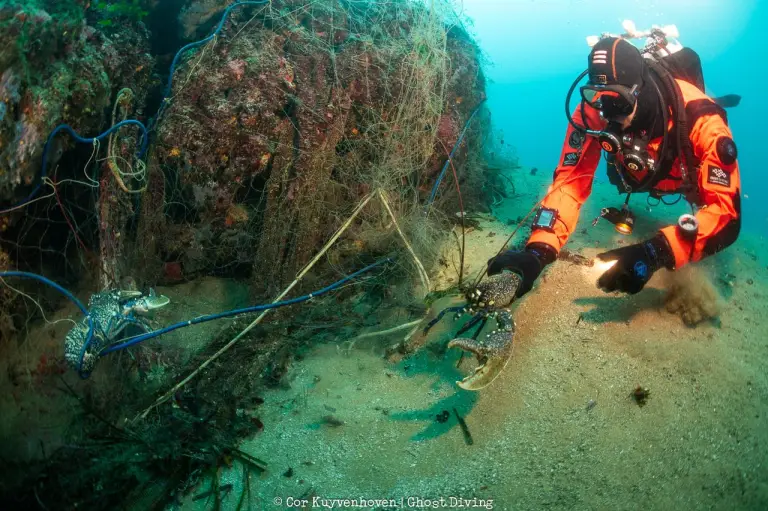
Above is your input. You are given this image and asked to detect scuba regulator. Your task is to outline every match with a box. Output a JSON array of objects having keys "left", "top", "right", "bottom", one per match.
[{"left": 598, "top": 124, "right": 657, "bottom": 179}]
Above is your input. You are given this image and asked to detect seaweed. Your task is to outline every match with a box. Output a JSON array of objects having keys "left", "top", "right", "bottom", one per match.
[{"left": 92, "top": 0, "right": 150, "bottom": 26}]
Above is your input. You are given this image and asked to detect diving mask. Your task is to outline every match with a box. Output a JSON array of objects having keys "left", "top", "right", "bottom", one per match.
[{"left": 580, "top": 83, "right": 639, "bottom": 120}]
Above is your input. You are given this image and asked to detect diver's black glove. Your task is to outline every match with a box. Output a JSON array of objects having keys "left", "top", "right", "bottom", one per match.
[
  {"left": 596, "top": 234, "right": 674, "bottom": 294},
  {"left": 486, "top": 242, "right": 557, "bottom": 298}
]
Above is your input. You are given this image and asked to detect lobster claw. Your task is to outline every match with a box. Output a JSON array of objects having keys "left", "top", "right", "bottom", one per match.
[{"left": 447, "top": 311, "right": 515, "bottom": 391}]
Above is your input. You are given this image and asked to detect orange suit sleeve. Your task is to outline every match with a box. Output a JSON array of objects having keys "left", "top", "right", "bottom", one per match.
[
  {"left": 527, "top": 103, "right": 605, "bottom": 252},
  {"left": 659, "top": 113, "right": 741, "bottom": 268}
]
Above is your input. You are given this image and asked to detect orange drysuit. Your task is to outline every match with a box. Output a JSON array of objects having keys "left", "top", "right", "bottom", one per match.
[{"left": 528, "top": 79, "right": 741, "bottom": 269}]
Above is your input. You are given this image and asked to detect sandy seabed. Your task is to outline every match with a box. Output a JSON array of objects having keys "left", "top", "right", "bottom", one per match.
[{"left": 177, "top": 170, "right": 768, "bottom": 511}]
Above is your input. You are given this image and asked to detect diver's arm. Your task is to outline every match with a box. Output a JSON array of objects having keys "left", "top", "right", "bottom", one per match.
[
  {"left": 659, "top": 114, "right": 741, "bottom": 268},
  {"left": 527, "top": 104, "right": 604, "bottom": 253}
]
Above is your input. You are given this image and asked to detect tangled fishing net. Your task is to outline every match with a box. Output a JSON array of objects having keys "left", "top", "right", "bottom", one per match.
[
  {"left": 0, "top": 0, "right": 511, "bottom": 507},
  {"left": 136, "top": 0, "right": 489, "bottom": 294}
]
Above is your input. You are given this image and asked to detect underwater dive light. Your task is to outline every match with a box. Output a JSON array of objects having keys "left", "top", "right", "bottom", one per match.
[
  {"left": 614, "top": 206, "right": 635, "bottom": 235},
  {"left": 593, "top": 205, "right": 635, "bottom": 235}
]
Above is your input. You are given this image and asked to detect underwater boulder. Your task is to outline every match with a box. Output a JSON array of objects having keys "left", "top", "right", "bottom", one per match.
[{"left": 141, "top": 0, "right": 487, "bottom": 290}]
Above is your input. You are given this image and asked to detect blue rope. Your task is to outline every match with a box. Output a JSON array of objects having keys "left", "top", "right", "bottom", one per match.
[
  {"left": 426, "top": 100, "right": 486, "bottom": 207},
  {"left": 0, "top": 271, "right": 96, "bottom": 379},
  {"left": 0, "top": 120, "right": 149, "bottom": 215},
  {"left": 1, "top": 1, "right": 267, "bottom": 214},
  {"left": 0, "top": 259, "right": 390, "bottom": 376},
  {"left": 153, "top": 0, "right": 269, "bottom": 124},
  {"left": 163, "top": 1, "right": 269, "bottom": 100},
  {"left": 101, "top": 258, "right": 390, "bottom": 355},
  {"left": 0, "top": 271, "right": 88, "bottom": 313}
]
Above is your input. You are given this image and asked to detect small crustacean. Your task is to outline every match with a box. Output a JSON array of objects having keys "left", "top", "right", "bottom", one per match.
[
  {"left": 64, "top": 287, "right": 170, "bottom": 374},
  {"left": 423, "top": 272, "right": 522, "bottom": 391}
]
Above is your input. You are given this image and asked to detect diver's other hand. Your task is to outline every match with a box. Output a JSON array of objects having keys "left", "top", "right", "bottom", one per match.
[
  {"left": 486, "top": 242, "right": 556, "bottom": 297},
  {"left": 596, "top": 234, "right": 674, "bottom": 294}
]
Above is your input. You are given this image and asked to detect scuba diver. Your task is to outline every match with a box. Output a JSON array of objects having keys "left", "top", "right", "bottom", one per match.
[{"left": 488, "top": 31, "right": 742, "bottom": 296}]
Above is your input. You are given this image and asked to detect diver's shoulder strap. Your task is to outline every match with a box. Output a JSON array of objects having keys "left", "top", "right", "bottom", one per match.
[
  {"left": 648, "top": 78, "right": 725, "bottom": 198},
  {"left": 672, "top": 96, "right": 729, "bottom": 202}
]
